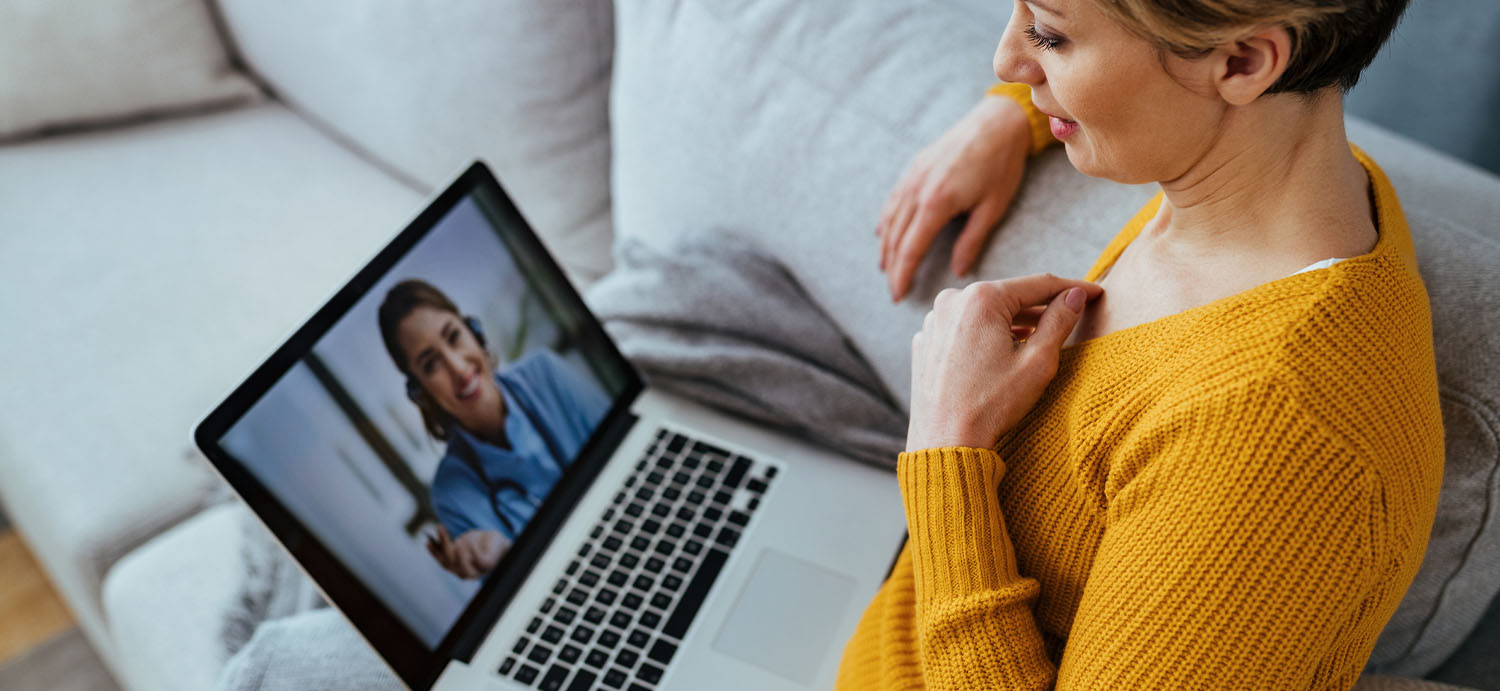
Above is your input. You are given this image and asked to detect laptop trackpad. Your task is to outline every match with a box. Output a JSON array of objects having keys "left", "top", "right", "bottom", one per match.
[{"left": 710, "top": 549, "right": 856, "bottom": 685}]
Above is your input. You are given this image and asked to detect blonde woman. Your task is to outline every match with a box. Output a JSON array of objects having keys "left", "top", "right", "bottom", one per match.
[{"left": 848, "top": 0, "right": 1443, "bottom": 688}]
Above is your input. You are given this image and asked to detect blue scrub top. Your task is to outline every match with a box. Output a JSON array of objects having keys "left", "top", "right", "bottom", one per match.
[{"left": 430, "top": 350, "right": 611, "bottom": 541}]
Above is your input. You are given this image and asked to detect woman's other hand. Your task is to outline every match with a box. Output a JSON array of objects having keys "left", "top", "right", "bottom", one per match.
[
  {"left": 879, "top": 95, "right": 1032, "bottom": 302},
  {"left": 427, "top": 526, "right": 511, "bottom": 580},
  {"left": 906, "top": 274, "right": 1102, "bottom": 452}
]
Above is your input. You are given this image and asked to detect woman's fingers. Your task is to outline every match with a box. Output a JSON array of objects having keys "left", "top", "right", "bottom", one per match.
[
  {"left": 950, "top": 198, "right": 1003, "bottom": 277},
  {"left": 1025, "top": 286, "right": 1088, "bottom": 352},
  {"left": 890, "top": 201, "right": 956, "bottom": 301},
  {"left": 992, "top": 273, "right": 1102, "bottom": 314}
]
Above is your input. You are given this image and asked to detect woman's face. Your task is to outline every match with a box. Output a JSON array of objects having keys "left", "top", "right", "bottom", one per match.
[
  {"left": 993, "top": 0, "right": 1227, "bottom": 184},
  {"left": 397, "top": 306, "right": 501, "bottom": 433}
]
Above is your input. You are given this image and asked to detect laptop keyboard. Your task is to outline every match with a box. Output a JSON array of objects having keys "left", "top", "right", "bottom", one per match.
[{"left": 497, "top": 428, "right": 779, "bottom": 691}]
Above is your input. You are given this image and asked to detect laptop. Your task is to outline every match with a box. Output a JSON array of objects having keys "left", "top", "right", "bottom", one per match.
[{"left": 194, "top": 162, "right": 906, "bottom": 691}]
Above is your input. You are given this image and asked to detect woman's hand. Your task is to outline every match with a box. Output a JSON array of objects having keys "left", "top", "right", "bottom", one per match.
[
  {"left": 879, "top": 95, "right": 1033, "bottom": 302},
  {"left": 427, "top": 526, "right": 511, "bottom": 580},
  {"left": 906, "top": 274, "right": 1102, "bottom": 452}
]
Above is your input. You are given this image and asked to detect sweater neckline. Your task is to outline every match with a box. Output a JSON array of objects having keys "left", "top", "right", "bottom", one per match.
[{"left": 1058, "top": 144, "right": 1408, "bottom": 360}]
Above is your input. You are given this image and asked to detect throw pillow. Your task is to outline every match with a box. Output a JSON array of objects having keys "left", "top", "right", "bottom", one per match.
[{"left": 0, "top": 0, "right": 260, "bottom": 141}]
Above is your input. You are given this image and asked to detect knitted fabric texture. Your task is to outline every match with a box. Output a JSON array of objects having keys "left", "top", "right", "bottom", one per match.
[{"left": 835, "top": 85, "right": 1445, "bottom": 690}]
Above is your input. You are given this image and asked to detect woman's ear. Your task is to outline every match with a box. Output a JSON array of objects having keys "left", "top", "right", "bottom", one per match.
[{"left": 1212, "top": 25, "right": 1292, "bottom": 105}]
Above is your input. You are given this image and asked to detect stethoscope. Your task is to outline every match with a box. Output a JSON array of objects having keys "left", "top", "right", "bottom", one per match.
[{"left": 449, "top": 373, "right": 570, "bottom": 537}]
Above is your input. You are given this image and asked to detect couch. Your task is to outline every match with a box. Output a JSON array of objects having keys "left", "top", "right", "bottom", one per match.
[{"left": 0, "top": 0, "right": 1496, "bottom": 689}]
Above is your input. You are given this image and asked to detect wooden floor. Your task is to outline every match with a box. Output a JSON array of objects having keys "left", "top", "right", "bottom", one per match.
[{"left": 0, "top": 529, "right": 76, "bottom": 665}]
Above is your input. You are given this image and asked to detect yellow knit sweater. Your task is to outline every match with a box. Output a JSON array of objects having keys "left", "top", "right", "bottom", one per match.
[{"left": 835, "top": 85, "right": 1445, "bottom": 690}]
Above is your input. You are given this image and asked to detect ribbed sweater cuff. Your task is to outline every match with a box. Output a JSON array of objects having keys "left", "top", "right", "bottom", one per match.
[
  {"left": 898, "top": 447, "right": 1023, "bottom": 605},
  {"left": 986, "top": 82, "right": 1055, "bottom": 156}
]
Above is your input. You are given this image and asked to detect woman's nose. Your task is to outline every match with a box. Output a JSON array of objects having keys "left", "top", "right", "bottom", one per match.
[{"left": 994, "top": 12, "right": 1043, "bottom": 85}]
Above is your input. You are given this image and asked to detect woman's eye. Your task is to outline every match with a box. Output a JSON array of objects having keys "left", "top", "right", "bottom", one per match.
[
  {"left": 1025, "top": 23, "right": 1065, "bottom": 51},
  {"left": 421, "top": 359, "right": 435, "bottom": 376},
  {"left": 447, "top": 330, "right": 460, "bottom": 345}
]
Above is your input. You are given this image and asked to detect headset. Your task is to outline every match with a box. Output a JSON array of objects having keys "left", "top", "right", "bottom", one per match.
[{"left": 407, "top": 315, "right": 571, "bottom": 537}]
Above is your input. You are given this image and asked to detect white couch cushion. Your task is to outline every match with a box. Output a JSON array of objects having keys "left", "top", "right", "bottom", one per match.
[
  {"left": 215, "top": 0, "right": 616, "bottom": 283},
  {"left": 0, "top": 103, "right": 422, "bottom": 677},
  {"left": 102, "top": 503, "right": 248, "bottom": 691},
  {"left": 610, "top": 0, "right": 1500, "bottom": 678},
  {"left": 0, "top": 0, "right": 260, "bottom": 141}
]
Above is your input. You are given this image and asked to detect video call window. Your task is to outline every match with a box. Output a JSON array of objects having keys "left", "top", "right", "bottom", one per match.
[{"left": 220, "top": 196, "right": 617, "bottom": 647}]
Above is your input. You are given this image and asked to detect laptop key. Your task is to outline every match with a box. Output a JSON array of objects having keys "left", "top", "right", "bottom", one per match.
[
  {"left": 728, "top": 511, "right": 750, "bottom": 527},
  {"left": 610, "top": 611, "right": 632, "bottom": 629},
  {"left": 571, "top": 625, "right": 595, "bottom": 645},
  {"left": 683, "top": 540, "right": 703, "bottom": 556},
  {"left": 515, "top": 664, "right": 540, "bottom": 685},
  {"left": 637, "top": 662, "right": 665, "bottom": 684},
  {"left": 747, "top": 478, "right": 769, "bottom": 494},
  {"left": 666, "top": 522, "right": 686, "bottom": 538},
  {"left": 528, "top": 644, "right": 553, "bottom": 665},
  {"left": 654, "top": 540, "right": 675, "bottom": 556},
  {"left": 627, "top": 685, "right": 652, "bottom": 691},
  {"left": 724, "top": 456, "right": 751, "bottom": 488},
  {"left": 560, "top": 644, "right": 582, "bottom": 664},
  {"left": 553, "top": 579, "right": 568, "bottom": 595},
  {"left": 706, "top": 458, "right": 726, "bottom": 474},
  {"left": 527, "top": 618, "right": 543, "bottom": 634},
  {"left": 625, "top": 503, "right": 644, "bottom": 518},
  {"left": 565, "top": 669, "right": 597, "bottom": 691},
  {"left": 647, "top": 640, "right": 677, "bottom": 665},
  {"left": 702, "top": 507, "right": 723, "bottom": 522},
  {"left": 598, "top": 629, "right": 621, "bottom": 649},
  {"left": 642, "top": 519, "right": 662, "bottom": 535},
  {"left": 639, "top": 610, "right": 662, "bottom": 629},
  {"left": 538, "top": 664, "right": 569, "bottom": 691},
  {"left": 499, "top": 657, "right": 517, "bottom": 675},
  {"left": 662, "top": 486, "right": 681, "bottom": 501},
  {"left": 540, "top": 598, "right": 556, "bottom": 614},
  {"left": 663, "top": 548, "right": 728, "bottom": 639},
  {"left": 713, "top": 490, "right": 733, "bottom": 505},
  {"left": 567, "top": 589, "right": 589, "bottom": 606},
  {"left": 564, "top": 668, "right": 594, "bottom": 689},
  {"left": 715, "top": 527, "right": 740, "bottom": 549},
  {"left": 619, "top": 553, "right": 641, "bottom": 569},
  {"left": 634, "top": 575, "right": 655, "bottom": 592},
  {"left": 580, "top": 570, "right": 600, "bottom": 588},
  {"left": 692, "top": 524, "right": 713, "bottom": 539},
  {"left": 616, "top": 648, "right": 640, "bottom": 669},
  {"left": 513, "top": 637, "right": 530, "bottom": 654},
  {"left": 666, "top": 435, "right": 687, "bottom": 453},
  {"left": 672, "top": 557, "right": 693, "bottom": 573},
  {"left": 650, "top": 593, "right": 672, "bottom": 610},
  {"left": 565, "top": 560, "right": 581, "bottom": 576},
  {"left": 585, "top": 606, "right": 606, "bottom": 624},
  {"left": 598, "top": 588, "right": 618, "bottom": 606},
  {"left": 662, "top": 575, "right": 683, "bottom": 592},
  {"left": 694, "top": 475, "right": 714, "bottom": 489},
  {"left": 764, "top": 464, "right": 778, "bottom": 478},
  {"left": 542, "top": 625, "right": 565, "bottom": 644},
  {"left": 603, "top": 668, "right": 628, "bottom": 688},
  {"left": 686, "top": 491, "right": 706, "bottom": 505},
  {"left": 644, "top": 557, "right": 665, "bottom": 573},
  {"left": 621, "top": 593, "right": 643, "bottom": 611},
  {"left": 651, "top": 503, "right": 671, "bottom": 518},
  {"left": 585, "top": 649, "right": 609, "bottom": 668},
  {"left": 603, "top": 536, "right": 624, "bottom": 552},
  {"left": 627, "top": 629, "right": 651, "bottom": 649},
  {"left": 556, "top": 607, "right": 577, "bottom": 625},
  {"left": 607, "top": 570, "right": 629, "bottom": 588}
]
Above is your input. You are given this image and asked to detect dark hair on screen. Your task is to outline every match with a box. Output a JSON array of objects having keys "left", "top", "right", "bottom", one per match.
[{"left": 377, "top": 279, "right": 468, "bottom": 440}]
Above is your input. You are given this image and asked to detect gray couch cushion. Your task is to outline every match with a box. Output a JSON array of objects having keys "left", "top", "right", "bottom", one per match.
[
  {"left": 611, "top": 0, "right": 1500, "bottom": 677},
  {"left": 215, "top": 0, "right": 616, "bottom": 283}
]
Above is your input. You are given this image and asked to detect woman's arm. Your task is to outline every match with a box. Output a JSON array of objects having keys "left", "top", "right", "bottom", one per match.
[
  {"left": 901, "top": 386, "right": 1384, "bottom": 689},
  {"left": 879, "top": 83, "right": 1057, "bottom": 301}
]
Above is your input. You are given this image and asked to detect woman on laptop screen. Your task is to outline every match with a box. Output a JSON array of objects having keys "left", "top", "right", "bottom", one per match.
[{"left": 379, "top": 279, "right": 610, "bottom": 580}]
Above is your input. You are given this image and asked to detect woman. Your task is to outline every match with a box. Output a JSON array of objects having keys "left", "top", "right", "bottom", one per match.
[
  {"left": 378, "top": 279, "right": 610, "bottom": 580},
  {"left": 844, "top": 0, "right": 1443, "bottom": 688}
]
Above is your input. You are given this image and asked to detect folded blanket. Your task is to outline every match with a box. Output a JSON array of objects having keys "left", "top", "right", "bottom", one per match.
[
  {"left": 217, "top": 234, "right": 905, "bottom": 690},
  {"left": 587, "top": 235, "right": 906, "bottom": 468}
]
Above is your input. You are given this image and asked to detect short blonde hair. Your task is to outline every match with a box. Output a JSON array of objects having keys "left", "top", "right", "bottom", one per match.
[{"left": 1088, "top": 0, "right": 1409, "bottom": 93}]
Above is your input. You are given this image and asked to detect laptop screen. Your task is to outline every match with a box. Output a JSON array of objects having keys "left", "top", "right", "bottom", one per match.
[{"left": 196, "top": 164, "right": 642, "bottom": 687}]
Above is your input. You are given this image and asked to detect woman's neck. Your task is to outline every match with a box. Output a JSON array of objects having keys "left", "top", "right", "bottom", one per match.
[{"left": 1144, "top": 91, "right": 1376, "bottom": 274}]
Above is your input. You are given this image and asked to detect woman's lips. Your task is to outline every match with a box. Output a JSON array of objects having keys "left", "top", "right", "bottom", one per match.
[
  {"left": 456, "top": 374, "right": 482, "bottom": 401},
  {"left": 1049, "top": 115, "right": 1079, "bottom": 139}
]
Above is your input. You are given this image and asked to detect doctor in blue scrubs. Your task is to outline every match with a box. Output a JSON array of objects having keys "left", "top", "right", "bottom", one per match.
[{"left": 379, "top": 280, "right": 610, "bottom": 580}]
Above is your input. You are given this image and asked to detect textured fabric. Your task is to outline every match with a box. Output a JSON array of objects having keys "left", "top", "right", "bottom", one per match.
[
  {"left": 0, "top": 103, "right": 422, "bottom": 680},
  {"left": 588, "top": 235, "right": 908, "bottom": 468},
  {"left": 218, "top": 609, "right": 403, "bottom": 691},
  {"left": 611, "top": 0, "right": 1500, "bottom": 675},
  {"left": 836, "top": 151, "right": 1445, "bottom": 689},
  {"left": 0, "top": 0, "right": 259, "bottom": 140},
  {"left": 102, "top": 503, "right": 257, "bottom": 691},
  {"left": 214, "top": 0, "right": 616, "bottom": 283}
]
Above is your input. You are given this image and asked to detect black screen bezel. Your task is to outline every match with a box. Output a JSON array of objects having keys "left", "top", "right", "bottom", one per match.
[{"left": 193, "top": 162, "right": 643, "bottom": 689}]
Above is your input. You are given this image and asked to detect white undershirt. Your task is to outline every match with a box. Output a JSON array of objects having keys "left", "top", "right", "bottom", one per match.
[{"left": 1291, "top": 257, "right": 1347, "bottom": 276}]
